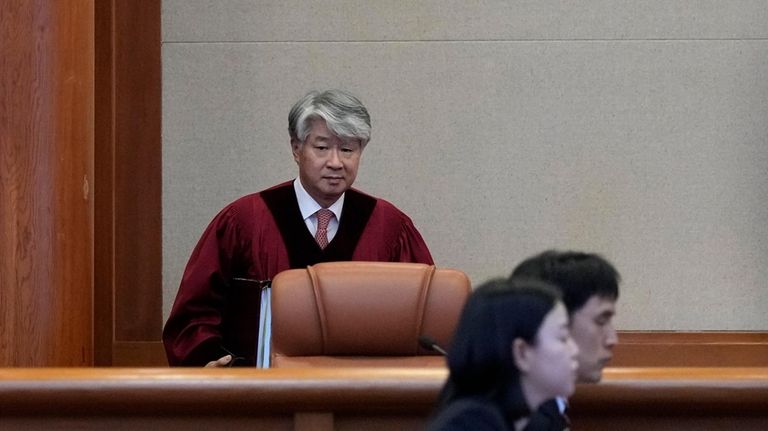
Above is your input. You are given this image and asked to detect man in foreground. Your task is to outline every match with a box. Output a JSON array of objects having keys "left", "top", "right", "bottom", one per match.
[{"left": 510, "top": 250, "right": 621, "bottom": 429}]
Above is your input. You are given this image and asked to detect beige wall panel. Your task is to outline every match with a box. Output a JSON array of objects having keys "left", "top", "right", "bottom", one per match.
[
  {"left": 162, "top": 0, "right": 768, "bottom": 42},
  {"left": 163, "top": 39, "right": 768, "bottom": 330}
]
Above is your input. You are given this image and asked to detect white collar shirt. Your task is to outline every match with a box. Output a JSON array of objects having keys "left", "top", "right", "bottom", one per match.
[{"left": 293, "top": 178, "right": 343, "bottom": 242}]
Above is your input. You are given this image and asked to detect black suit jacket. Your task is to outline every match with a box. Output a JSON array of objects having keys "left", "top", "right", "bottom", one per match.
[
  {"left": 427, "top": 397, "right": 510, "bottom": 431},
  {"left": 525, "top": 399, "right": 570, "bottom": 431}
]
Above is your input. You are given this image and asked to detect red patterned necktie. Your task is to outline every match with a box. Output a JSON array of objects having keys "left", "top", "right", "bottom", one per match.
[{"left": 314, "top": 208, "right": 333, "bottom": 249}]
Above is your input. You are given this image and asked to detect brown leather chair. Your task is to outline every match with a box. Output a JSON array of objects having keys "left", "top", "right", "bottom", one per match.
[{"left": 270, "top": 261, "right": 471, "bottom": 368}]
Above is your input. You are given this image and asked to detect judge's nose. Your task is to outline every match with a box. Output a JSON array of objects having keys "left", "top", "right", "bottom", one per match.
[{"left": 326, "top": 149, "right": 343, "bottom": 169}]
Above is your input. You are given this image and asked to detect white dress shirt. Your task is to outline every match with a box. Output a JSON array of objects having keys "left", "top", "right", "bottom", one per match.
[{"left": 293, "top": 178, "right": 344, "bottom": 243}]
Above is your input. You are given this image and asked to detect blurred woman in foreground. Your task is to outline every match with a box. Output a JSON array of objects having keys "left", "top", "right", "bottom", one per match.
[{"left": 428, "top": 278, "right": 579, "bottom": 431}]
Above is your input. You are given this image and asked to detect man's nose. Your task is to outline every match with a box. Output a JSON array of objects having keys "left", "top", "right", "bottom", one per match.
[
  {"left": 326, "top": 148, "right": 342, "bottom": 168},
  {"left": 569, "top": 337, "right": 580, "bottom": 358}
]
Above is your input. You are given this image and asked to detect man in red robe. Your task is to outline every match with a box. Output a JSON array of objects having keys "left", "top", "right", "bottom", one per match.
[{"left": 163, "top": 90, "right": 434, "bottom": 366}]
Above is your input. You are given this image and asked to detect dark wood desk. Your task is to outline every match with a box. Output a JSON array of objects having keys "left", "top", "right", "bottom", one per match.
[{"left": 1, "top": 367, "right": 767, "bottom": 430}]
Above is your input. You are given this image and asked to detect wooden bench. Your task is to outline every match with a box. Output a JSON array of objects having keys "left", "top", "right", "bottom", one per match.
[{"left": 1, "top": 367, "right": 766, "bottom": 430}]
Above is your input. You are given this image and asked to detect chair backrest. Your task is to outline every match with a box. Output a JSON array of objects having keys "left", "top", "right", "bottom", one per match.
[{"left": 270, "top": 261, "right": 471, "bottom": 368}]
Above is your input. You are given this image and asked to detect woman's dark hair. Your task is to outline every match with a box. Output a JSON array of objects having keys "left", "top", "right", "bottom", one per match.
[{"left": 437, "top": 277, "right": 562, "bottom": 424}]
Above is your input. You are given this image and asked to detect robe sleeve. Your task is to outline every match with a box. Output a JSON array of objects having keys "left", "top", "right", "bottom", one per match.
[
  {"left": 162, "top": 204, "right": 250, "bottom": 366},
  {"left": 395, "top": 214, "right": 434, "bottom": 265}
]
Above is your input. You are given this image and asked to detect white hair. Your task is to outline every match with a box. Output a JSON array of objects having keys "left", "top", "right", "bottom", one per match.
[{"left": 288, "top": 89, "right": 371, "bottom": 147}]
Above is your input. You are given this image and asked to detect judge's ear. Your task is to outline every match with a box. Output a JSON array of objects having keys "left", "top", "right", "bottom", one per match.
[
  {"left": 291, "top": 139, "right": 302, "bottom": 163},
  {"left": 512, "top": 338, "right": 533, "bottom": 373}
]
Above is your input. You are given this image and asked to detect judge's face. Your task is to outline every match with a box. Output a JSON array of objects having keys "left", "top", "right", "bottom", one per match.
[
  {"left": 570, "top": 296, "right": 618, "bottom": 383},
  {"left": 292, "top": 118, "right": 362, "bottom": 208},
  {"left": 517, "top": 303, "right": 579, "bottom": 408}
]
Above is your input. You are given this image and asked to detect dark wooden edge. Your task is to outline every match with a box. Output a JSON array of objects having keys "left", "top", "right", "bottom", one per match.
[
  {"left": 94, "top": 0, "right": 163, "bottom": 366},
  {"left": 0, "top": 368, "right": 443, "bottom": 415},
  {"left": 612, "top": 331, "right": 768, "bottom": 367},
  {"left": 572, "top": 367, "right": 768, "bottom": 416},
  {"left": 0, "top": 367, "right": 766, "bottom": 416},
  {"left": 111, "top": 0, "right": 162, "bottom": 342},
  {"left": 94, "top": 0, "right": 116, "bottom": 368},
  {"left": 617, "top": 331, "right": 768, "bottom": 343}
]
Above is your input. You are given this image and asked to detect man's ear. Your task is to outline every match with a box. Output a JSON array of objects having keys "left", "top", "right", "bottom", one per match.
[
  {"left": 291, "top": 139, "right": 301, "bottom": 162},
  {"left": 512, "top": 338, "right": 532, "bottom": 373}
]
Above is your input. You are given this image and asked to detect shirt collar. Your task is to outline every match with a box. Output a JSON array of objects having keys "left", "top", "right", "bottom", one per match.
[
  {"left": 555, "top": 397, "right": 568, "bottom": 414},
  {"left": 293, "top": 178, "right": 344, "bottom": 221}
]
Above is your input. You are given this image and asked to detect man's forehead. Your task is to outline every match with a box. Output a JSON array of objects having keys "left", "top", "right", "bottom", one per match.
[
  {"left": 574, "top": 295, "right": 616, "bottom": 317},
  {"left": 309, "top": 130, "right": 360, "bottom": 146},
  {"left": 310, "top": 131, "right": 345, "bottom": 144}
]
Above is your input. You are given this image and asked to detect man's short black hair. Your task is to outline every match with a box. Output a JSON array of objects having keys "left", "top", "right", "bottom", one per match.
[{"left": 510, "top": 250, "right": 620, "bottom": 315}]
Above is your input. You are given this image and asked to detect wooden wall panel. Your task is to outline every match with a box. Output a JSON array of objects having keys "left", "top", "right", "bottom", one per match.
[{"left": 0, "top": 0, "right": 94, "bottom": 366}]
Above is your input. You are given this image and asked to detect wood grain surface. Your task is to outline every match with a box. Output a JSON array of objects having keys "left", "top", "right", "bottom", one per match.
[
  {"left": 0, "top": 367, "right": 766, "bottom": 430},
  {"left": 0, "top": 0, "right": 93, "bottom": 366}
]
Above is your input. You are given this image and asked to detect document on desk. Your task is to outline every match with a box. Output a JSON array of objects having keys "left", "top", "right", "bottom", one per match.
[{"left": 256, "top": 286, "right": 271, "bottom": 368}]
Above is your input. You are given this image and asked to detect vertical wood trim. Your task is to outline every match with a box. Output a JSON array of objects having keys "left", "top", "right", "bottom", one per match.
[
  {"left": 111, "top": 0, "right": 162, "bottom": 342},
  {"left": 0, "top": 0, "right": 94, "bottom": 366},
  {"left": 113, "top": 0, "right": 163, "bottom": 342},
  {"left": 94, "top": 0, "right": 162, "bottom": 364},
  {"left": 94, "top": 0, "right": 116, "bottom": 366}
]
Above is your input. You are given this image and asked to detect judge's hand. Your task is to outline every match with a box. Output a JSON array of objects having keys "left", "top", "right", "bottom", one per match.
[{"left": 205, "top": 354, "right": 232, "bottom": 367}]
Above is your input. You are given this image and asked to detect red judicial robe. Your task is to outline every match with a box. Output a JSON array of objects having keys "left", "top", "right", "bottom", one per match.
[{"left": 163, "top": 181, "right": 434, "bottom": 366}]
